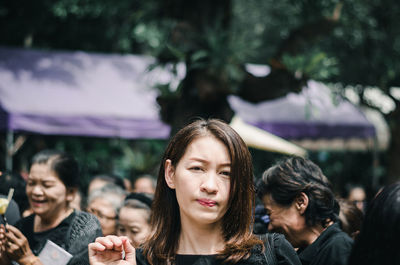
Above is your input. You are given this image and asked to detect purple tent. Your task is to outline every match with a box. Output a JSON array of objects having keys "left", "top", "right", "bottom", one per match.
[
  {"left": 0, "top": 47, "right": 172, "bottom": 139},
  {"left": 228, "top": 80, "right": 376, "bottom": 141}
]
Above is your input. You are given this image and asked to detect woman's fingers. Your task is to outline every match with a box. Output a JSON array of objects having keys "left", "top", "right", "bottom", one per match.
[
  {"left": 121, "top": 237, "right": 136, "bottom": 264},
  {"left": 4, "top": 225, "right": 23, "bottom": 239},
  {"left": 88, "top": 242, "right": 106, "bottom": 252},
  {"left": 94, "top": 235, "right": 123, "bottom": 250}
]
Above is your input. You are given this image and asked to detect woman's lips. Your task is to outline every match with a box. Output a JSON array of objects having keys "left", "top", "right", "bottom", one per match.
[
  {"left": 197, "top": 199, "right": 217, "bottom": 207},
  {"left": 31, "top": 199, "right": 46, "bottom": 207}
]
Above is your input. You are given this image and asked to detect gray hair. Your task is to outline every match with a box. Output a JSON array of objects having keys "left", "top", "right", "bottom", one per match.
[{"left": 88, "top": 183, "right": 126, "bottom": 214}]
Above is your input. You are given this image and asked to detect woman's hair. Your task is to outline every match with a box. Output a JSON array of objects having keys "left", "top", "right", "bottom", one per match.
[
  {"left": 143, "top": 119, "right": 260, "bottom": 264},
  {"left": 31, "top": 149, "right": 79, "bottom": 188},
  {"left": 347, "top": 182, "right": 400, "bottom": 265},
  {"left": 256, "top": 156, "right": 339, "bottom": 228},
  {"left": 87, "top": 183, "right": 127, "bottom": 215}
]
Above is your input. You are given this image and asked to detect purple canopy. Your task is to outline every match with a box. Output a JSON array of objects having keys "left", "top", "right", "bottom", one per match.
[
  {"left": 0, "top": 47, "right": 171, "bottom": 139},
  {"left": 228, "top": 81, "right": 376, "bottom": 140}
]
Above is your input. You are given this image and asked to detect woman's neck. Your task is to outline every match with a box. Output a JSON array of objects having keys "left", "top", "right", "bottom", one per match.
[
  {"left": 177, "top": 218, "right": 225, "bottom": 255},
  {"left": 299, "top": 221, "right": 333, "bottom": 248},
  {"left": 34, "top": 207, "right": 73, "bottom": 233}
]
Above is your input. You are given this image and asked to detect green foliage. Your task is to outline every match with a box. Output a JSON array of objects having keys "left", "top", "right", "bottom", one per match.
[
  {"left": 2, "top": 0, "right": 400, "bottom": 184},
  {"left": 11, "top": 135, "right": 166, "bottom": 190},
  {"left": 282, "top": 49, "right": 339, "bottom": 80}
]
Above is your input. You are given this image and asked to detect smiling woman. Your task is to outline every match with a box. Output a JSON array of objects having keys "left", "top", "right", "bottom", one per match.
[{"left": 0, "top": 150, "right": 102, "bottom": 265}]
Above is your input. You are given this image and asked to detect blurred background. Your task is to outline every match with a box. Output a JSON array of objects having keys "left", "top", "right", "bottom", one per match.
[{"left": 0, "top": 0, "right": 399, "bottom": 198}]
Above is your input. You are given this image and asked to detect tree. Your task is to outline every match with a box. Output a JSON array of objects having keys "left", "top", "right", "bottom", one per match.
[{"left": 1, "top": 0, "right": 399, "bottom": 183}]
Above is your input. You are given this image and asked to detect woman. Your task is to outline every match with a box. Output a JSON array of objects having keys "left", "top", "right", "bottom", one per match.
[
  {"left": 87, "top": 184, "right": 126, "bottom": 236},
  {"left": 89, "top": 119, "right": 301, "bottom": 265},
  {"left": 347, "top": 182, "right": 400, "bottom": 265},
  {"left": 0, "top": 150, "right": 102, "bottom": 265},
  {"left": 256, "top": 157, "right": 353, "bottom": 265},
  {"left": 117, "top": 193, "right": 153, "bottom": 247}
]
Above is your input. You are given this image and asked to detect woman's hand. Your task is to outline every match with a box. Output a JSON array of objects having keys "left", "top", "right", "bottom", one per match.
[
  {"left": 3, "top": 224, "right": 37, "bottom": 265},
  {"left": 0, "top": 225, "right": 11, "bottom": 265},
  {"left": 89, "top": 235, "right": 136, "bottom": 265}
]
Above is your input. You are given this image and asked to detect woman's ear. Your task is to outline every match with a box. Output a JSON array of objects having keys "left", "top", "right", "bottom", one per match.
[
  {"left": 164, "top": 159, "right": 176, "bottom": 189},
  {"left": 66, "top": 187, "right": 77, "bottom": 203},
  {"left": 295, "top": 192, "right": 309, "bottom": 215}
]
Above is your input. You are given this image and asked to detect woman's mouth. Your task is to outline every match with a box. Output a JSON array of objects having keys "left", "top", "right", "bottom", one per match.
[
  {"left": 197, "top": 199, "right": 217, "bottom": 207},
  {"left": 31, "top": 199, "right": 46, "bottom": 207}
]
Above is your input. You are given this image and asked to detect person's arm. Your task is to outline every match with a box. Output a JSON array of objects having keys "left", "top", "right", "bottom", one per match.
[
  {"left": 88, "top": 235, "right": 136, "bottom": 265},
  {"left": 3, "top": 224, "right": 43, "bottom": 265}
]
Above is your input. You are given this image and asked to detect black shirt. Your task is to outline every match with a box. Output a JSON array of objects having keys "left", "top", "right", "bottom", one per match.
[
  {"left": 297, "top": 223, "right": 353, "bottom": 265},
  {"left": 16, "top": 212, "right": 75, "bottom": 255},
  {"left": 135, "top": 234, "right": 301, "bottom": 265}
]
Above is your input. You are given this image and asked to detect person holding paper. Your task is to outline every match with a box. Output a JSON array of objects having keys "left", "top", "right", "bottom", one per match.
[{"left": 0, "top": 150, "right": 103, "bottom": 265}]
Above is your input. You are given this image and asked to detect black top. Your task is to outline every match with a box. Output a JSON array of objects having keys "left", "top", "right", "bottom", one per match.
[
  {"left": 297, "top": 223, "right": 353, "bottom": 265},
  {"left": 16, "top": 212, "right": 74, "bottom": 254},
  {"left": 135, "top": 234, "right": 301, "bottom": 265},
  {"left": 15, "top": 210, "right": 103, "bottom": 265}
]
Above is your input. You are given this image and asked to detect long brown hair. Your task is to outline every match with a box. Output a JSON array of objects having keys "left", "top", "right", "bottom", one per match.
[{"left": 143, "top": 119, "right": 261, "bottom": 264}]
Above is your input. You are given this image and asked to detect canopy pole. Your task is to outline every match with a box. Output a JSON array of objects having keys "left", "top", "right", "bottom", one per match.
[{"left": 6, "top": 130, "right": 13, "bottom": 171}]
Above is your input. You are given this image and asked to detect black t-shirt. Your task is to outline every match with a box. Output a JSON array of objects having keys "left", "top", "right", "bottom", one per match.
[
  {"left": 135, "top": 234, "right": 301, "bottom": 265},
  {"left": 297, "top": 223, "right": 353, "bottom": 265}
]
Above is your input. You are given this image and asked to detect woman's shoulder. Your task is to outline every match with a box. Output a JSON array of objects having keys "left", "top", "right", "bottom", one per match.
[
  {"left": 68, "top": 210, "right": 102, "bottom": 243},
  {"left": 257, "top": 233, "right": 301, "bottom": 265}
]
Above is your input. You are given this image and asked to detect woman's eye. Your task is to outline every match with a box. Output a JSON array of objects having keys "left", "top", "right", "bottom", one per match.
[
  {"left": 43, "top": 183, "right": 54, "bottom": 188},
  {"left": 220, "top": 171, "right": 231, "bottom": 177},
  {"left": 190, "top": 166, "right": 203, "bottom": 171}
]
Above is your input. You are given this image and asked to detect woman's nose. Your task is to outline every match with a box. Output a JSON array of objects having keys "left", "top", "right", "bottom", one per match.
[
  {"left": 31, "top": 185, "right": 44, "bottom": 195},
  {"left": 200, "top": 172, "right": 218, "bottom": 194}
]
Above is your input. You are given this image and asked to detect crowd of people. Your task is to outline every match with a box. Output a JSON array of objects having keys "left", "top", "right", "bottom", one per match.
[{"left": 0, "top": 118, "right": 399, "bottom": 265}]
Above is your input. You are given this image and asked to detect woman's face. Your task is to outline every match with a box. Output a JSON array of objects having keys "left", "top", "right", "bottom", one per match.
[
  {"left": 165, "top": 135, "right": 231, "bottom": 228},
  {"left": 117, "top": 207, "right": 151, "bottom": 247},
  {"left": 27, "top": 163, "right": 73, "bottom": 220},
  {"left": 262, "top": 194, "right": 306, "bottom": 248},
  {"left": 87, "top": 197, "right": 117, "bottom": 236}
]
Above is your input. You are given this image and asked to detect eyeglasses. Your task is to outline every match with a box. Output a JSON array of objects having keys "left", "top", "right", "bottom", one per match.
[{"left": 87, "top": 207, "right": 117, "bottom": 222}]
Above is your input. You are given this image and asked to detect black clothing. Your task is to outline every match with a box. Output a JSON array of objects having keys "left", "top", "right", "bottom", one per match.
[
  {"left": 15, "top": 210, "right": 103, "bottom": 265},
  {"left": 272, "top": 233, "right": 301, "bottom": 265},
  {"left": 297, "top": 223, "right": 353, "bottom": 265},
  {"left": 135, "top": 234, "right": 301, "bottom": 265}
]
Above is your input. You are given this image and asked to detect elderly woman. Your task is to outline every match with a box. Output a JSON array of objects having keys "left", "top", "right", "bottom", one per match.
[
  {"left": 0, "top": 150, "right": 102, "bottom": 265},
  {"left": 87, "top": 183, "right": 126, "bottom": 236},
  {"left": 256, "top": 157, "right": 353, "bottom": 265},
  {"left": 116, "top": 193, "right": 153, "bottom": 248}
]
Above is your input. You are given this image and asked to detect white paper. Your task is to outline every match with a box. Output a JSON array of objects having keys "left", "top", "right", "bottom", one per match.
[{"left": 38, "top": 240, "right": 73, "bottom": 265}]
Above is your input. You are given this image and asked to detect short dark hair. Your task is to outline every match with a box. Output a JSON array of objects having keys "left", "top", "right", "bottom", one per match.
[
  {"left": 256, "top": 156, "right": 339, "bottom": 228},
  {"left": 31, "top": 149, "right": 79, "bottom": 188},
  {"left": 348, "top": 182, "right": 400, "bottom": 265}
]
